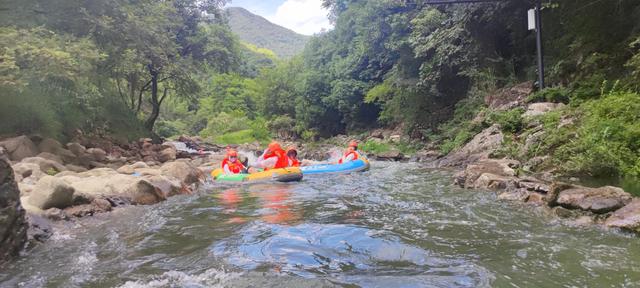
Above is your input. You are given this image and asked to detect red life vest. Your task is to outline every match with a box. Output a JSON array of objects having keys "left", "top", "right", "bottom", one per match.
[
  {"left": 264, "top": 148, "right": 289, "bottom": 169},
  {"left": 221, "top": 158, "right": 245, "bottom": 174},
  {"left": 338, "top": 151, "right": 359, "bottom": 164}
]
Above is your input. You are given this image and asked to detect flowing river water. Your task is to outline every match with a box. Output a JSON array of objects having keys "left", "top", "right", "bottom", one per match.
[{"left": 1, "top": 162, "right": 639, "bottom": 287}]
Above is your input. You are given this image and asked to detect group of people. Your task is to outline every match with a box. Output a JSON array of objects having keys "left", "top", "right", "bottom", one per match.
[{"left": 221, "top": 140, "right": 361, "bottom": 175}]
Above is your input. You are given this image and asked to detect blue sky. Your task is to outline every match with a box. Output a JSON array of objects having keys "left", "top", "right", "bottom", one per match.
[{"left": 226, "top": 0, "right": 332, "bottom": 35}]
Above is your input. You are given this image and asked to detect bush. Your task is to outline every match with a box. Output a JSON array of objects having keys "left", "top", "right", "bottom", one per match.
[
  {"left": 527, "top": 87, "right": 570, "bottom": 103},
  {"left": 553, "top": 91, "right": 640, "bottom": 177},
  {"left": 487, "top": 108, "right": 525, "bottom": 133},
  {"left": 360, "top": 139, "right": 391, "bottom": 154}
]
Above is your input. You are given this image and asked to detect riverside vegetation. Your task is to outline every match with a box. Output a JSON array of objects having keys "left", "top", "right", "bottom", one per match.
[{"left": 1, "top": 0, "right": 640, "bottom": 265}]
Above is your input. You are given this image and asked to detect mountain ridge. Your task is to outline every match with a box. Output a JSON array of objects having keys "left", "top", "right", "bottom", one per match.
[{"left": 226, "top": 6, "right": 309, "bottom": 59}]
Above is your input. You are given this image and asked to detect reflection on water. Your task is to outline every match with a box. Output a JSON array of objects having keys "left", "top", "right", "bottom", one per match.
[{"left": 1, "top": 162, "right": 639, "bottom": 288}]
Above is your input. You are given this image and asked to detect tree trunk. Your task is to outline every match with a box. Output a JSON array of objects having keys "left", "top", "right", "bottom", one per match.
[{"left": 144, "top": 66, "right": 160, "bottom": 131}]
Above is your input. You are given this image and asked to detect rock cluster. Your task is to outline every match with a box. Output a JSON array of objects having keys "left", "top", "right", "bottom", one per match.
[
  {"left": 0, "top": 149, "right": 27, "bottom": 263},
  {"left": 454, "top": 158, "right": 640, "bottom": 233}
]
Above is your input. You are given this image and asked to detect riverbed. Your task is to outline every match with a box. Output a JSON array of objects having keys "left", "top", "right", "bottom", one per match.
[{"left": 1, "top": 162, "right": 639, "bottom": 287}]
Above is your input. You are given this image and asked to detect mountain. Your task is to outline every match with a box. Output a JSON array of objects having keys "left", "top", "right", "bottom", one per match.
[{"left": 226, "top": 7, "right": 310, "bottom": 59}]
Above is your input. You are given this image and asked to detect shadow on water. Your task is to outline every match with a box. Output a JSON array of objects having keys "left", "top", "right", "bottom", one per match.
[{"left": 1, "top": 162, "right": 639, "bottom": 287}]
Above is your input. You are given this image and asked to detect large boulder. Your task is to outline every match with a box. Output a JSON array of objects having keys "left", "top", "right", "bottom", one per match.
[
  {"left": 375, "top": 150, "right": 404, "bottom": 161},
  {"left": 11, "top": 162, "right": 45, "bottom": 183},
  {"left": 0, "top": 135, "right": 39, "bottom": 161},
  {"left": 158, "top": 147, "right": 177, "bottom": 163},
  {"left": 66, "top": 142, "right": 86, "bottom": 156},
  {"left": 484, "top": 82, "right": 533, "bottom": 110},
  {"left": 86, "top": 148, "right": 107, "bottom": 162},
  {"left": 27, "top": 176, "right": 75, "bottom": 210},
  {"left": 36, "top": 152, "right": 63, "bottom": 165},
  {"left": 124, "top": 179, "right": 166, "bottom": 205},
  {"left": 37, "top": 138, "right": 63, "bottom": 154},
  {"left": 523, "top": 102, "right": 565, "bottom": 117},
  {"left": 0, "top": 151, "right": 28, "bottom": 262},
  {"left": 440, "top": 125, "right": 504, "bottom": 167},
  {"left": 455, "top": 158, "right": 520, "bottom": 188},
  {"left": 604, "top": 198, "right": 640, "bottom": 232},
  {"left": 557, "top": 186, "right": 632, "bottom": 214},
  {"left": 144, "top": 175, "right": 188, "bottom": 198},
  {"left": 20, "top": 157, "right": 67, "bottom": 174},
  {"left": 160, "top": 161, "right": 204, "bottom": 186}
]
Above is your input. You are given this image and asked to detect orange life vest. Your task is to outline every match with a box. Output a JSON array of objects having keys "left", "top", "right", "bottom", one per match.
[
  {"left": 221, "top": 158, "right": 245, "bottom": 174},
  {"left": 290, "top": 157, "right": 300, "bottom": 167},
  {"left": 338, "top": 151, "right": 359, "bottom": 164},
  {"left": 264, "top": 148, "right": 289, "bottom": 169}
]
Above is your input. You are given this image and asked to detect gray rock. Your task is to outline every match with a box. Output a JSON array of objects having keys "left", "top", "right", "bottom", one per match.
[
  {"left": 557, "top": 186, "right": 632, "bottom": 214},
  {"left": 604, "top": 198, "right": 640, "bottom": 232},
  {"left": 37, "top": 138, "right": 63, "bottom": 154},
  {"left": 160, "top": 161, "right": 204, "bottom": 186},
  {"left": 43, "top": 208, "right": 68, "bottom": 221},
  {"left": 26, "top": 214, "right": 52, "bottom": 243},
  {"left": 440, "top": 125, "right": 504, "bottom": 167},
  {"left": 36, "top": 152, "right": 64, "bottom": 164},
  {"left": 66, "top": 142, "right": 86, "bottom": 156},
  {"left": 158, "top": 147, "right": 177, "bottom": 163},
  {"left": 21, "top": 156, "right": 67, "bottom": 174},
  {"left": 523, "top": 102, "right": 565, "bottom": 117},
  {"left": 456, "top": 158, "right": 520, "bottom": 188},
  {"left": 484, "top": 81, "right": 533, "bottom": 110},
  {"left": 0, "top": 151, "right": 28, "bottom": 262},
  {"left": 0, "top": 135, "right": 39, "bottom": 161},
  {"left": 28, "top": 176, "right": 75, "bottom": 209},
  {"left": 375, "top": 150, "right": 404, "bottom": 161},
  {"left": 86, "top": 148, "right": 107, "bottom": 162}
]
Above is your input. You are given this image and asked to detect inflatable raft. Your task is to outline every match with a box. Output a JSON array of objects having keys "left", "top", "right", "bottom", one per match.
[
  {"left": 211, "top": 167, "right": 303, "bottom": 183},
  {"left": 300, "top": 158, "right": 370, "bottom": 175}
]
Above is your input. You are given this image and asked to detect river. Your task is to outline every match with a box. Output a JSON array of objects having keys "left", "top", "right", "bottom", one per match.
[{"left": 1, "top": 162, "right": 639, "bottom": 287}]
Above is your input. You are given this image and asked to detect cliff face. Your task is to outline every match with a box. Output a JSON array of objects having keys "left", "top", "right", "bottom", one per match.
[{"left": 0, "top": 148, "right": 27, "bottom": 263}]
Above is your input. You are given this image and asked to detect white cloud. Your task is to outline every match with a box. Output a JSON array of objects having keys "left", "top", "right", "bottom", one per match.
[{"left": 266, "top": 0, "right": 333, "bottom": 35}]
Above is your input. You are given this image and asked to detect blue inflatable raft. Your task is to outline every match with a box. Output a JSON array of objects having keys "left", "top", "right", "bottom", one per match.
[{"left": 300, "top": 158, "right": 370, "bottom": 175}]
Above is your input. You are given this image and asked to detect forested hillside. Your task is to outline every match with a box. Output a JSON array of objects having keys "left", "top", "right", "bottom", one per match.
[
  {"left": 226, "top": 7, "right": 309, "bottom": 58},
  {"left": 1, "top": 0, "right": 639, "bottom": 180}
]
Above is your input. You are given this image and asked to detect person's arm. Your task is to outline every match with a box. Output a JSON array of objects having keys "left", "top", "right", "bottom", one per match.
[
  {"left": 344, "top": 153, "right": 355, "bottom": 162},
  {"left": 255, "top": 156, "right": 277, "bottom": 169},
  {"left": 223, "top": 163, "right": 233, "bottom": 174}
]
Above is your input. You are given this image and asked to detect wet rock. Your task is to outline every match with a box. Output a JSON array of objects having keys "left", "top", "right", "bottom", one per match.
[
  {"left": 518, "top": 179, "right": 550, "bottom": 193},
  {"left": 604, "top": 198, "right": 640, "bottom": 232},
  {"left": 0, "top": 151, "right": 28, "bottom": 262},
  {"left": 43, "top": 208, "right": 68, "bottom": 221},
  {"left": 498, "top": 189, "right": 531, "bottom": 201},
  {"left": 557, "top": 186, "right": 632, "bottom": 214},
  {"left": 456, "top": 158, "right": 519, "bottom": 188},
  {"left": 573, "top": 216, "right": 595, "bottom": 226},
  {"left": 440, "top": 125, "right": 504, "bottom": 167},
  {"left": 63, "top": 199, "right": 112, "bottom": 218},
  {"left": 484, "top": 81, "right": 533, "bottom": 110},
  {"left": 474, "top": 173, "right": 518, "bottom": 190},
  {"left": 415, "top": 150, "right": 442, "bottom": 163},
  {"left": 28, "top": 176, "right": 75, "bottom": 210},
  {"left": 0, "top": 135, "right": 40, "bottom": 162},
  {"left": 526, "top": 192, "right": 546, "bottom": 205},
  {"left": 375, "top": 150, "right": 404, "bottom": 161},
  {"left": 544, "top": 182, "right": 573, "bottom": 206},
  {"left": 66, "top": 142, "right": 86, "bottom": 156},
  {"left": 125, "top": 179, "right": 166, "bottom": 205},
  {"left": 21, "top": 156, "right": 67, "bottom": 174},
  {"left": 144, "top": 175, "right": 188, "bottom": 197},
  {"left": 86, "top": 148, "right": 107, "bottom": 162},
  {"left": 26, "top": 214, "right": 52, "bottom": 243},
  {"left": 523, "top": 102, "right": 565, "bottom": 117},
  {"left": 160, "top": 161, "right": 204, "bottom": 186},
  {"left": 552, "top": 206, "right": 576, "bottom": 218}
]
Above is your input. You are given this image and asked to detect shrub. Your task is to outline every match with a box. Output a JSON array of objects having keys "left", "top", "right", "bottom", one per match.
[
  {"left": 526, "top": 87, "right": 570, "bottom": 103},
  {"left": 487, "top": 108, "right": 525, "bottom": 133},
  {"left": 553, "top": 91, "right": 640, "bottom": 177},
  {"left": 360, "top": 139, "right": 391, "bottom": 154}
]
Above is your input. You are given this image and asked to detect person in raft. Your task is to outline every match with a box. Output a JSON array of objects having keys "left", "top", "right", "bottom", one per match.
[
  {"left": 254, "top": 141, "right": 290, "bottom": 170},
  {"left": 286, "top": 146, "right": 300, "bottom": 167},
  {"left": 221, "top": 149, "right": 246, "bottom": 175},
  {"left": 338, "top": 140, "right": 361, "bottom": 164}
]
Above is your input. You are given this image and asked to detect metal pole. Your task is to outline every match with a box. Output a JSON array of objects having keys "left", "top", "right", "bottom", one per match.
[{"left": 535, "top": 0, "right": 545, "bottom": 89}]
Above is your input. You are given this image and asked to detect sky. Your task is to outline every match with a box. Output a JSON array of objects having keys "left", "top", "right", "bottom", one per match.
[{"left": 227, "top": 0, "right": 333, "bottom": 35}]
